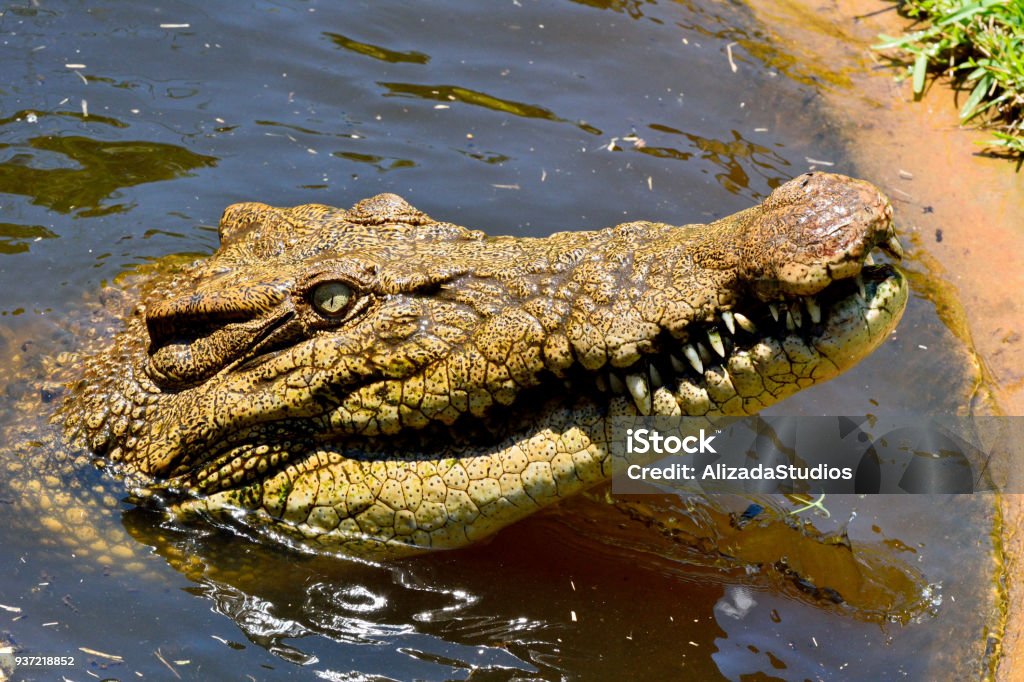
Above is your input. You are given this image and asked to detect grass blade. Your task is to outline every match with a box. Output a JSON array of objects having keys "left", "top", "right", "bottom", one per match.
[{"left": 912, "top": 52, "right": 929, "bottom": 94}]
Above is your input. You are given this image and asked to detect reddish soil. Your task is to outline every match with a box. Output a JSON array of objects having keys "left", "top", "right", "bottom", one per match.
[{"left": 745, "top": 1, "right": 1024, "bottom": 678}]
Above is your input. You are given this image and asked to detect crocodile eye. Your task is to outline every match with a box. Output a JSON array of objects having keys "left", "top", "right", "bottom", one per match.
[{"left": 310, "top": 281, "right": 353, "bottom": 317}]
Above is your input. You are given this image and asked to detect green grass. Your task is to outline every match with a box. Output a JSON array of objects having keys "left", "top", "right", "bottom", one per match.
[{"left": 874, "top": 0, "right": 1024, "bottom": 157}]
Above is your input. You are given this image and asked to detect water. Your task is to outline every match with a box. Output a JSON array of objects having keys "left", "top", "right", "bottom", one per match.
[{"left": 0, "top": 1, "right": 999, "bottom": 679}]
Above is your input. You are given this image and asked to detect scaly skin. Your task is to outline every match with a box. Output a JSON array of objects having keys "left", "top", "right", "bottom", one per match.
[{"left": 58, "top": 172, "right": 907, "bottom": 559}]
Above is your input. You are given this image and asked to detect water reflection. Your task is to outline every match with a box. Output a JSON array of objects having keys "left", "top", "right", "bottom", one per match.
[
  {"left": 456, "top": 149, "right": 511, "bottom": 165},
  {"left": 333, "top": 151, "right": 416, "bottom": 173},
  {"left": 0, "top": 111, "right": 127, "bottom": 130},
  {"left": 601, "top": 124, "right": 790, "bottom": 197},
  {"left": 379, "top": 82, "right": 603, "bottom": 135},
  {"left": 124, "top": 510, "right": 547, "bottom": 677},
  {"left": 114, "top": 480, "right": 939, "bottom": 679},
  {"left": 638, "top": 124, "right": 791, "bottom": 197},
  {"left": 254, "top": 120, "right": 359, "bottom": 138},
  {"left": 564, "top": 492, "right": 932, "bottom": 622},
  {"left": 0, "top": 134, "right": 217, "bottom": 215},
  {"left": 0, "top": 223, "right": 58, "bottom": 255},
  {"left": 325, "top": 32, "right": 431, "bottom": 65},
  {"left": 192, "top": 582, "right": 318, "bottom": 665},
  {"left": 569, "top": 0, "right": 655, "bottom": 21}
]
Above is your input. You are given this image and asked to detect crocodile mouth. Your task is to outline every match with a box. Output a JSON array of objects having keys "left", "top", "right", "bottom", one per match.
[{"left": 577, "top": 261, "right": 906, "bottom": 416}]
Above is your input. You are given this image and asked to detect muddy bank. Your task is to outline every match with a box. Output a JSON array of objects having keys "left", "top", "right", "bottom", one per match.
[
  {"left": 744, "top": 0, "right": 1024, "bottom": 678},
  {"left": 745, "top": 0, "right": 1024, "bottom": 415}
]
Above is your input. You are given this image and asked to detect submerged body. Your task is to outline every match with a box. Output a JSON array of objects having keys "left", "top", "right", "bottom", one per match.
[{"left": 52, "top": 172, "right": 906, "bottom": 559}]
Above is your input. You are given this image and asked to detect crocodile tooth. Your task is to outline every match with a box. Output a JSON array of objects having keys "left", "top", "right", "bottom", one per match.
[
  {"left": 683, "top": 344, "right": 704, "bottom": 374},
  {"left": 609, "top": 373, "right": 625, "bottom": 394},
  {"left": 806, "top": 296, "right": 822, "bottom": 324},
  {"left": 649, "top": 363, "right": 664, "bottom": 389},
  {"left": 626, "top": 373, "right": 652, "bottom": 415},
  {"left": 856, "top": 275, "right": 866, "bottom": 299},
  {"left": 734, "top": 312, "right": 756, "bottom": 333},
  {"left": 670, "top": 353, "right": 688, "bottom": 374},
  {"left": 864, "top": 253, "right": 876, "bottom": 266},
  {"left": 790, "top": 303, "right": 803, "bottom": 328},
  {"left": 721, "top": 311, "right": 736, "bottom": 335},
  {"left": 769, "top": 303, "right": 780, "bottom": 322},
  {"left": 886, "top": 234, "right": 904, "bottom": 259},
  {"left": 696, "top": 342, "right": 713, "bottom": 364},
  {"left": 785, "top": 310, "right": 796, "bottom": 331},
  {"left": 707, "top": 329, "right": 726, "bottom": 357},
  {"left": 595, "top": 374, "right": 609, "bottom": 393}
]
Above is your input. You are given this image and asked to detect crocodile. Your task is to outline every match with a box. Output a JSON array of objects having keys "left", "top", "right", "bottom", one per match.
[{"left": 50, "top": 171, "right": 906, "bottom": 560}]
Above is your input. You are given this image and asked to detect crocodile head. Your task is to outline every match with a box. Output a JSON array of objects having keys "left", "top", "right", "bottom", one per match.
[{"left": 63, "top": 172, "right": 907, "bottom": 558}]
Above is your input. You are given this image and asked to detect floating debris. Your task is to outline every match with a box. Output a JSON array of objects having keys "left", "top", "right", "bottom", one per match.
[
  {"left": 153, "top": 648, "right": 181, "bottom": 679},
  {"left": 741, "top": 503, "right": 763, "bottom": 521},
  {"left": 725, "top": 42, "right": 738, "bottom": 73},
  {"left": 79, "top": 647, "right": 123, "bottom": 662}
]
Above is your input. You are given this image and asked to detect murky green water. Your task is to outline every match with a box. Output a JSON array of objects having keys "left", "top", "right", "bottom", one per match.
[{"left": 0, "top": 1, "right": 999, "bottom": 680}]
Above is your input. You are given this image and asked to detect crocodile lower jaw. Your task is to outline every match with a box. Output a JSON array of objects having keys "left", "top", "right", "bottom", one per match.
[{"left": 582, "top": 264, "right": 907, "bottom": 417}]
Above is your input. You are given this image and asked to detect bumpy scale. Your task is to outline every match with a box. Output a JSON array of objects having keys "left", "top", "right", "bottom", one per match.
[{"left": 60, "top": 172, "right": 908, "bottom": 559}]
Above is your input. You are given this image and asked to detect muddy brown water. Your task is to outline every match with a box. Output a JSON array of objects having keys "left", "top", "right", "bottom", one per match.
[{"left": 0, "top": 2, "right": 1005, "bottom": 680}]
